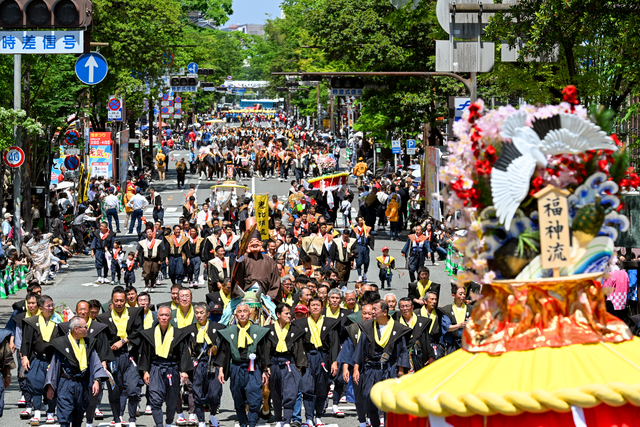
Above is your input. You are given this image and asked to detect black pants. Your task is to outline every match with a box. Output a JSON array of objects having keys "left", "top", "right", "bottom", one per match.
[
  {"left": 149, "top": 362, "right": 180, "bottom": 427},
  {"left": 107, "top": 349, "right": 141, "bottom": 423},
  {"left": 270, "top": 357, "right": 301, "bottom": 424},
  {"left": 230, "top": 363, "right": 262, "bottom": 427},
  {"left": 177, "top": 172, "right": 186, "bottom": 188},
  {"left": 192, "top": 358, "right": 223, "bottom": 422},
  {"left": 301, "top": 350, "right": 329, "bottom": 421},
  {"left": 56, "top": 377, "right": 88, "bottom": 427}
]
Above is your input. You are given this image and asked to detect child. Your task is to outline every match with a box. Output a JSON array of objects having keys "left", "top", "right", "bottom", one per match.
[
  {"left": 123, "top": 251, "right": 138, "bottom": 286},
  {"left": 376, "top": 246, "right": 395, "bottom": 290},
  {"left": 108, "top": 240, "right": 124, "bottom": 285}
]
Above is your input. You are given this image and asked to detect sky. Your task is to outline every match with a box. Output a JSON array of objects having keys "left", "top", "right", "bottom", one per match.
[{"left": 226, "top": 0, "right": 282, "bottom": 25}]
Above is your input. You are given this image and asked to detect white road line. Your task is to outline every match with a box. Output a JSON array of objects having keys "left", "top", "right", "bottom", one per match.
[{"left": 167, "top": 207, "right": 178, "bottom": 212}]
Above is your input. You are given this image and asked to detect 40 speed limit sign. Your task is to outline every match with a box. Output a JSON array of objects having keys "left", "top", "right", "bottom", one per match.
[{"left": 4, "top": 146, "right": 25, "bottom": 168}]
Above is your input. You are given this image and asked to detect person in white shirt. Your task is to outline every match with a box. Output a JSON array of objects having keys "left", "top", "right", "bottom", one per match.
[
  {"left": 127, "top": 191, "right": 149, "bottom": 235},
  {"left": 103, "top": 189, "right": 121, "bottom": 233}
]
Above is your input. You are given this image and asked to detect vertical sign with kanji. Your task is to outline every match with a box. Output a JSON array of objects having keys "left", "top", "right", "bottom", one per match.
[
  {"left": 254, "top": 194, "right": 270, "bottom": 240},
  {"left": 533, "top": 185, "right": 572, "bottom": 275}
]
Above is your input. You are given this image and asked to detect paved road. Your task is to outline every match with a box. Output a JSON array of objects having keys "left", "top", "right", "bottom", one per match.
[{"left": 0, "top": 148, "right": 454, "bottom": 427}]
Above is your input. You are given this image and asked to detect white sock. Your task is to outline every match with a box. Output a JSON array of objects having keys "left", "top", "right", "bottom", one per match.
[
  {"left": 87, "top": 424, "right": 93, "bottom": 427},
  {"left": 284, "top": 424, "right": 291, "bottom": 427},
  {"left": 332, "top": 404, "right": 339, "bottom": 412},
  {"left": 306, "top": 419, "right": 314, "bottom": 426},
  {"left": 210, "top": 415, "right": 219, "bottom": 425},
  {"left": 360, "top": 423, "right": 367, "bottom": 427},
  {"left": 380, "top": 416, "right": 385, "bottom": 424},
  {"left": 275, "top": 422, "right": 283, "bottom": 427},
  {"left": 316, "top": 418, "right": 322, "bottom": 425},
  {"left": 34, "top": 410, "right": 41, "bottom": 419}
]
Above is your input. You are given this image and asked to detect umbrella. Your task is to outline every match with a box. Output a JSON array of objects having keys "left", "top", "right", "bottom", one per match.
[
  {"left": 140, "top": 125, "right": 149, "bottom": 130},
  {"left": 408, "top": 164, "right": 421, "bottom": 170},
  {"left": 411, "top": 169, "right": 421, "bottom": 178},
  {"left": 55, "top": 181, "right": 74, "bottom": 190}
]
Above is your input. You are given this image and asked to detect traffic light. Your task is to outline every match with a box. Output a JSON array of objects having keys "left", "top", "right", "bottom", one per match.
[
  {"left": 171, "top": 76, "right": 198, "bottom": 87},
  {"left": 330, "top": 77, "right": 364, "bottom": 89},
  {"left": 0, "top": 0, "right": 93, "bottom": 28},
  {"left": 196, "top": 68, "right": 214, "bottom": 76}
]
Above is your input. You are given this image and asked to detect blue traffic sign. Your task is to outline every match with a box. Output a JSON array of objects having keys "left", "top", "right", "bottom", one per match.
[
  {"left": 75, "top": 52, "right": 108, "bottom": 85},
  {"left": 391, "top": 140, "right": 402, "bottom": 155},
  {"left": 187, "top": 62, "right": 199, "bottom": 74}
]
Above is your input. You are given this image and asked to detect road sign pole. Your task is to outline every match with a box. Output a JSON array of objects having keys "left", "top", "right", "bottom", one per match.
[{"left": 14, "top": 54, "right": 22, "bottom": 256}]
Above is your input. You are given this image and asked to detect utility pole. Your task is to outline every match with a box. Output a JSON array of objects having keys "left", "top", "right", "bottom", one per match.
[{"left": 13, "top": 54, "right": 22, "bottom": 256}]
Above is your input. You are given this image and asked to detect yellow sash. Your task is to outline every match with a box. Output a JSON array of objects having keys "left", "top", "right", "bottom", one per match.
[
  {"left": 420, "top": 306, "right": 438, "bottom": 334},
  {"left": 341, "top": 302, "right": 360, "bottom": 312},
  {"left": 400, "top": 314, "right": 417, "bottom": 329},
  {"left": 176, "top": 306, "right": 195, "bottom": 328},
  {"left": 238, "top": 323, "right": 253, "bottom": 348},
  {"left": 196, "top": 321, "right": 212, "bottom": 345},
  {"left": 308, "top": 316, "right": 324, "bottom": 348},
  {"left": 143, "top": 311, "right": 154, "bottom": 330},
  {"left": 284, "top": 294, "right": 293, "bottom": 306},
  {"left": 452, "top": 303, "right": 467, "bottom": 325},
  {"left": 87, "top": 318, "right": 93, "bottom": 329},
  {"left": 274, "top": 322, "right": 289, "bottom": 353},
  {"left": 154, "top": 325, "right": 174, "bottom": 358},
  {"left": 112, "top": 309, "right": 129, "bottom": 339},
  {"left": 68, "top": 333, "right": 87, "bottom": 372},
  {"left": 39, "top": 314, "right": 56, "bottom": 342},
  {"left": 417, "top": 280, "right": 432, "bottom": 298},
  {"left": 374, "top": 318, "right": 394, "bottom": 348},
  {"left": 326, "top": 308, "right": 340, "bottom": 319},
  {"left": 26, "top": 309, "right": 41, "bottom": 318},
  {"left": 220, "top": 291, "right": 231, "bottom": 309}
]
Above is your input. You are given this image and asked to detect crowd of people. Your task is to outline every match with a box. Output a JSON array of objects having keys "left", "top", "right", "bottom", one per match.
[{"left": 1, "top": 115, "right": 639, "bottom": 427}]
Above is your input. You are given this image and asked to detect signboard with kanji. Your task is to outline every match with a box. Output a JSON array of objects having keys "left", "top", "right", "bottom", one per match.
[
  {"left": 533, "top": 185, "right": 572, "bottom": 273},
  {"left": 254, "top": 194, "right": 270, "bottom": 240},
  {"left": 1, "top": 31, "right": 83, "bottom": 54}
]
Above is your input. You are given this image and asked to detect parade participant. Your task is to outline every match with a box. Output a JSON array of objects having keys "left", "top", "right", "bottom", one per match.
[
  {"left": 107, "top": 240, "right": 124, "bottom": 286},
  {"left": 149, "top": 187, "right": 164, "bottom": 226},
  {"left": 123, "top": 252, "right": 138, "bottom": 286},
  {"left": 401, "top": 225, "right": 429, "bottom": 283},
  {"left": 293, "top": 254, "right": 320, "bottom": 278},
  {"left": 137, "top": 291, "right": 157, "bottom": 416},
  {"left": 127, "top": 190, "right": 149, "bottom": 235},
  {"left": 104, "top": 189, "right": 121, "bottom": 233},
  {"left": 323, "top": 289, "right": 352, "bottom": 323},
  {"left": 440, "top": 286, "right": 472, "bottom": 355},
  {"left": 176, "top": 157, "right": 187, "bottom": 189},
  {"left": 165, "top": 225, "right": 191, "bottom": 286},
  {"left": 202, "top": 226, "right": 222, "bottom": 269},
  {"left": 68, "top": 301, "right": 111, "bottom": 425},
  {"left": 183, "top": 196, "right": 198, "bottom": 223},
  {"left": 352, "top": 300, "right": 411, "bottom": 427},
  {"left": 90, "top": 221, "right": 116, "bottom": 284},
  {"left": 123, "top": 286, "right": 137, "bottom": 308},
  {"left": 293, "top": 297, "right": 340, "bottom": 427},
  {"left": 290, "top": 218, "right": 306, "bottom": 240},
  {"left": 267, "top": 304, "right": 307, "bottom": 427},
  {"left": 415, "top": 291, "right": 443, "bottom": 359},
  {"left": 376, "top": 247, "right": 395, "bottom": 290},
  {"left": 233, "top": 227, "right": 282, "bottom": 301},
  {"left": 353, "top": 158, "right": 367, "bottom": 187},
  {"left": 197, "top": 202, "right": 214, "bottom": 237},
  {"left": 215, "top": 303, "right": 271, "bottom": 427},
  {"left": 138, "top": 306, "right": 193, "bottom": 427},
  {"left": 21, "top": 295, "right": 62, "bottom": 425},
  {"left": 44, "top": 317, "right": 107, "bottom": 427},
  {"left": 189, "top": 303, "right": 225, "bottom": 427},
  {"left": 333, "top": 229, "right": 357, "bottom": 283},
  {"left": 96, "top": 286, "right": 144, "bottom": 427},
  {"left": 280, "top": 275, "right": 295, "bottom": 306},
  {"left": 187, "top": 228, "right": 204, "bottom": 288},
  {"left": 0, "top": 326, "right": 15, "bottom": 419},
  {"left": 207, "top": 246, "right": 233, "bottom": 295},
  {"left": 407, "top": 267, "right": 441, "bottom": 306},
  {"left": 342, "top": 290, "right": 359, "bottom": 312},
  {"left": 384, "top": 294, "right": 397, "bottom": 312},
  {"left": 396, "top": 297, "right": 435, "bottom": 371},
  {"left": 277, "top": 233, "right": 299, "bottom": 270},
  {"left": 136, "top": 228, "right": 166, "bottom": 293},
  {"left": 338, "top": 303, "right": 374, "bottom": 427},
  {"left": 12, "top": 292, "right": 40, "bottom": 419},
  {"left": 220, "top": 225, "right": 240, "bottom": 264},
  {"left": 156, "top": 151, "right": 167, "bottom": 181},
  {"left": 351, "top": 217, "right": 374, "bottom": 283}
]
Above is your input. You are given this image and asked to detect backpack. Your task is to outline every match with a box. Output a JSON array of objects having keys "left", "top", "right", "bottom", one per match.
[{"left": 157, "top": 157, "right": 165, "bottom": 167}]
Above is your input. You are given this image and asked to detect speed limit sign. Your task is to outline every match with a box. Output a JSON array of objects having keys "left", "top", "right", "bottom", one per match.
[{"left": 4, "top": 146, "right": 25, "bottom": 168}]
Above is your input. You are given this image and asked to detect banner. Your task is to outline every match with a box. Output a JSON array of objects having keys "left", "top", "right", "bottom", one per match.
[
  {"left": 254, "top": 194, "right": 270, "bottom": 240},
  {"left": 50, "top": 158, "right": 65, "bottom": 186},
  {"left": 89, "top": 132, "right": 113, "bottom": 178}
]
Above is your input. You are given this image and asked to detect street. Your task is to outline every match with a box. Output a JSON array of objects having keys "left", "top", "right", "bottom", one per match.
[{"left": 0, "top": 148, "right": 454, "bottom": 427}]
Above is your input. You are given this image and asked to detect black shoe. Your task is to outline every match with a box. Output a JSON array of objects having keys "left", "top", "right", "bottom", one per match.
[{"left": 116, "top": 229, "right": 121, "bottom": 233}]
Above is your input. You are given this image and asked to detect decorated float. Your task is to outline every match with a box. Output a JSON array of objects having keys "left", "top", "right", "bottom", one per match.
[{"left": 371, "top": 87, "right": 640, "bottom": 427}]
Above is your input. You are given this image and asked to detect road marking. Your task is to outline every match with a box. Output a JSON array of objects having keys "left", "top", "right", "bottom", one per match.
[
  {"left": 167, "top": 207, "right": 178, "bottom": 212},
  {"left": 81, "top": 282, "right": 100, "bottom": 287}
]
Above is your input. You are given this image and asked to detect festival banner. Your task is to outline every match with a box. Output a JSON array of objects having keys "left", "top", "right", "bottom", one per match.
[
  {"left": 425, "top": 147, "right": 441, "bottom": 221},
  {"left": 50, "top": 157, "right": 65, "bottom": 186},
  {"left": 254, "top": 194, "right": 270, "bottom": 240},
  {"left": 89, "top": 132, "right": 113, "bottom": 178}
]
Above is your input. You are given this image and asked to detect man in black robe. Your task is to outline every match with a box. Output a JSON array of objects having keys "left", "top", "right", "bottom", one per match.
[{"left": 233, "top": 227, "right": 281, "bottom": 301}]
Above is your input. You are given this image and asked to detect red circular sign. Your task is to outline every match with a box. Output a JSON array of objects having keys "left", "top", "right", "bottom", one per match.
[
  {"left": 4, "top": 146, "right": 25, "bottom": 168},
  {"left": 108, "top": 98, "right": 121, "bottom": 111},
  {"left": 64, "top": 129, "right": 79, "bottom": 146}
]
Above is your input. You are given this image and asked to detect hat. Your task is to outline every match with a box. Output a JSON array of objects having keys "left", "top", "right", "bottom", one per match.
[
  {"left": 358, "top": 157, "right": 363, "bottom": 160},
  {"left": 52, "top": 238, "right": 62, "bottom": 245},
  {"left": 4, "top": 213, "right": 12, "bottom": 219},
  {"left": 250, "top": 227, "right": 262, "bottom": 242},
  {"left": 294, "top": 304, "right": 309, "bottom": 314},
  {"left": 382, "top": 246, "right": 389, "bottom": 251}
]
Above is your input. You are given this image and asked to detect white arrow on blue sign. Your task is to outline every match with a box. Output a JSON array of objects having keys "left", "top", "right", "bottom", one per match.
[
  {"left": 75, "top": 52, "right": 108, "bottom": 85},
  {"left": 187, "top": 62, "right": 199, "bottom": 74}
]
